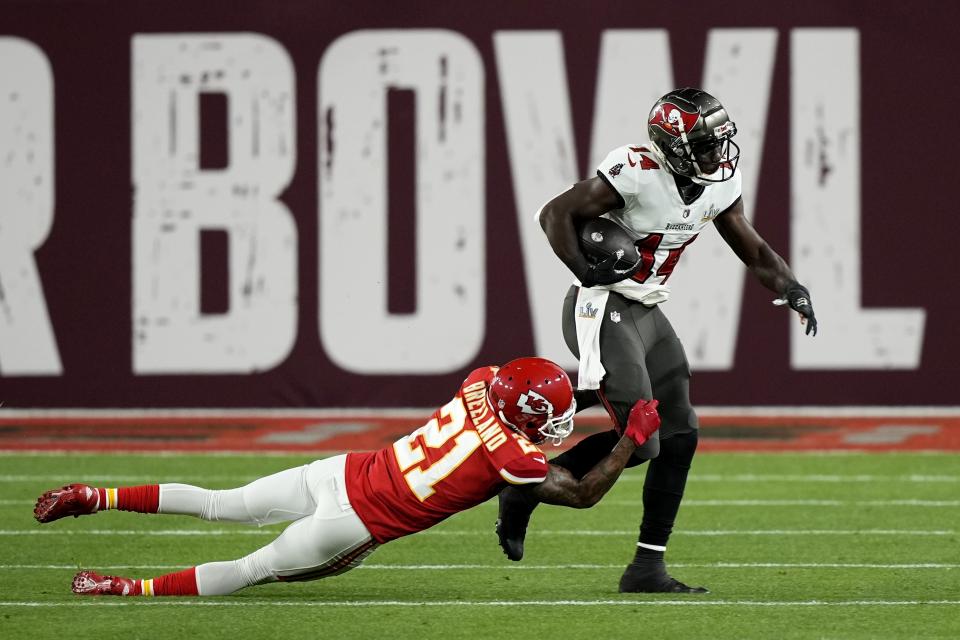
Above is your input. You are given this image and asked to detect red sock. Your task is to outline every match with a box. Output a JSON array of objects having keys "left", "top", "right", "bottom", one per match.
[
  {"left": 96, "top": 485, "right": 160, "bottom": 513},
  {"left": 142, "top": 568, "right": 199, "bottom": 597}
]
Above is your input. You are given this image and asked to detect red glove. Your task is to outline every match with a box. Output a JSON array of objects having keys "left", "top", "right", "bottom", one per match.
[{"left": 624, "top": 398, "right": 661, "bottom": 446}]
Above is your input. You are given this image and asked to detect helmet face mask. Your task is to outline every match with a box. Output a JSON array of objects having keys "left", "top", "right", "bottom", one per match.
[
  {"left": 487, "top": 357, "right": 576, "bottom": 446},
  {"left": 647, "top": 88, "right": 740, "bottom": 184}
]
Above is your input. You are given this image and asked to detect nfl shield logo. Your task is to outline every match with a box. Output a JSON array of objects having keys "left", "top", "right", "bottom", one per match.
[{"left": 610, "top": 311, "right": 621, "bottom": 323}]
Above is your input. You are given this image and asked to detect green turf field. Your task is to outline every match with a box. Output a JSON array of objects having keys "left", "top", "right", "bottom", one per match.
[{"left": 1, "top": 452, "right": 958, "bottom": 639}]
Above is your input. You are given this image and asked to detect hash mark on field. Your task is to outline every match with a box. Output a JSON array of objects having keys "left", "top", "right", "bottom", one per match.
[
  {"left": 0, "top": 528, "right": 954, "bottom": 537},
  {"left": 1, "top": 599, "right": 959, "bottom": 608}
]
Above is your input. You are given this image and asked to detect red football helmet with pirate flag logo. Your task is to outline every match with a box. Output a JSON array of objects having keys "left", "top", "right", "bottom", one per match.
[
  {"left": 647, "top": 88, "right": 740, "bottom": 183},
  {"left": 487, "top": 357, "right": 576, "bottom": 446}
]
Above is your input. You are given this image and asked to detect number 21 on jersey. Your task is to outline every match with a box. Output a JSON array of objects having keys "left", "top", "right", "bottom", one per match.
[{"left": 392, "top": 397, "right": 482, "bottom": 501}]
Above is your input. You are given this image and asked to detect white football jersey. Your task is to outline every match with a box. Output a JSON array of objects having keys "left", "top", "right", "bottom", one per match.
[{"left": 588, "top": 143, "right": 742, "bottom": 304}]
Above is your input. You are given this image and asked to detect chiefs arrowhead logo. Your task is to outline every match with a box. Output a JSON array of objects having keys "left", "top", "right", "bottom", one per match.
[
  {"left": 517, "top": 390, "right": 554, "bottom": 416},
  {"left": 648, "top": 102, "right": 701, "bottom": 138}
]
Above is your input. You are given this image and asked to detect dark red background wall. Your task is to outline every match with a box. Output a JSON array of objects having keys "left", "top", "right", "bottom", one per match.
[{"left": 2, "top": 1, "right": 957, "bottom": 407}]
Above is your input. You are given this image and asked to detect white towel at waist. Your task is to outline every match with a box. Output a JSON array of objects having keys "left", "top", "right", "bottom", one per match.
[
  {"left": 571, "top": 280, "right": 671, "bottom": 390},
  {"left": 574, "top": 287, "right": 610, "bottom": 390}
]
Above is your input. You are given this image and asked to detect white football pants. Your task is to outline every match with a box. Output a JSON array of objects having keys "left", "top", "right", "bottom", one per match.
[{"left": 157, "top": 455, "right": 376, "bottom": 595}]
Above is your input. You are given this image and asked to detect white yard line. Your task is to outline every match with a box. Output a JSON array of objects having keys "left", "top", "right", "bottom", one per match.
[
  {"left": 681, "top": 474, "right": 960, "bottom": 483},
  {"left": 0, "top": 528, "right": 953, "bottom": 537},
  {"left": 2, "top": 473, "right": 958, "bottom": 483},
  {"left": 1, "top": 562, "right": 957, "bottom": 571},
  {"left": 1, "top": 449, "right": 958, "bottom": 458},
  {"left": 607, "top": 499, "right": 960, "bottom": 506},
  {"left": 0, "top": 451, "right": 331, "bottom": 458},
  {"left": 641, "top": 474, "right": 960, "bottom": 483},
  {"left": 0, "top": 450, "right": 957, "bottom": 458},
  {"left": 0, "top": 599, "right": 958, "bottom": 608},
  {"left": 5, "top": 498, "right": 959, "bottom": 507},
  {"left": 0, "top": 475, "right": 263, "bottom": 482}
]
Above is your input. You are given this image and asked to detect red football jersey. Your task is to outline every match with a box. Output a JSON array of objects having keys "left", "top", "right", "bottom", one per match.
[{"left": 344, "top": 366, "right": 549, "bottom": 543}]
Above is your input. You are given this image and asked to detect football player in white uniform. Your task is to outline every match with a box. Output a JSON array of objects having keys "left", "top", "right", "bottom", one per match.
[{"left": 496, "top": 88, "right": 817, "bottom": 593}]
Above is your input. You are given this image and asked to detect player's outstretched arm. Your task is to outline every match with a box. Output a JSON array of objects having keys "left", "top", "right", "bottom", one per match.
[
  {"left": 524, "top": 399, "right": 661, "bottom": 509},
  {"left": 714, "top": 198, "right": 818, "bottom": 335},
  {"left": 529, "top": 438, "right": 636, "bottom": 508},
  {"left": 713, "top": 198, "right": 794, "bottom": 292}
]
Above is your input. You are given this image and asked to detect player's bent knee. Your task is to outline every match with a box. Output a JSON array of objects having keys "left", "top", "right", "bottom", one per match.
[
  {"left": 658, "top": 402, "right": 698, "bottom": 434},
  {"left": 661, "top": 429, "right": 698, "bottom": 466}
]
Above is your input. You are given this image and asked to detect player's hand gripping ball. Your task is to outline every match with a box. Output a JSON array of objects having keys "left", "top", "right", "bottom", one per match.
[{"left": 577, "top": 217, "right": 643, "bottom": 287}]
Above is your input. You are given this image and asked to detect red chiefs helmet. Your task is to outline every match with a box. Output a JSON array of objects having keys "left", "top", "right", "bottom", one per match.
[{"left": 487, "top": 357, "right": 576, "bottom": 445}]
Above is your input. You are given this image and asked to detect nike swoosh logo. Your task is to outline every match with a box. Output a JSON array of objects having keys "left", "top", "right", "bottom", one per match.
[
  {"left": 533, "top": 456, "right": 546, "bottom": 464},
  {"left": 627, "top": 153, "right": 637, "bottom": 167}
]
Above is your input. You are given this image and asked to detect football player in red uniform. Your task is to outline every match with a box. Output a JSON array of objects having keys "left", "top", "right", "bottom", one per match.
[
  {"left": 496, "top": 88, "right": 818, "bottom": 594},
  {"left": 33, "top": 357, "right": 662, "bottom": 597}
]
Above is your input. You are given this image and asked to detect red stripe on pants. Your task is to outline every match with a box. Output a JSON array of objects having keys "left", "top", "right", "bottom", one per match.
[{"left": 277, "top": 540, "right": 377, "bottom": 583}]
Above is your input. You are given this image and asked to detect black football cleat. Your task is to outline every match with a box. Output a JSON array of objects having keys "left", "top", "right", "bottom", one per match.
[
  {"left": 618, "top": 559, "right": 709, "bottom": 594},
  {"left": 495, "top": 486, "right": 537, "bottom": 561}
]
